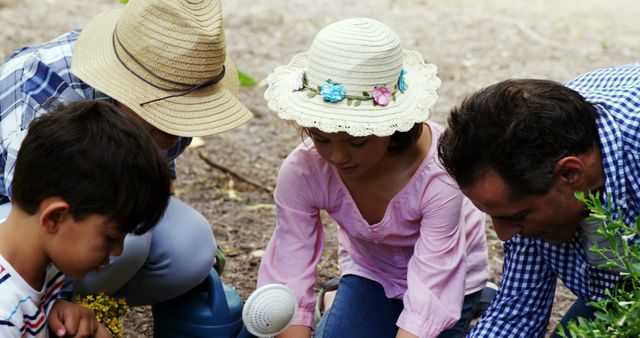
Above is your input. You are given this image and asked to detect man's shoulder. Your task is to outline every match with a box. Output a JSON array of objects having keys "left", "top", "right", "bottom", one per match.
[
  {"left": 566, "top": 62, "right": 640, "bottom": 90},
  {"left": 565, "top": 63, "right": 640, "bottom": 113}
]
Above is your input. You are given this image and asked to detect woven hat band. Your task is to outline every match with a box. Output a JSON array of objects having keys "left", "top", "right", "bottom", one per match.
[
  {"left": 115, "top": 0, "right": 226, "bottom": 86},
  {"left": 306, "top": 18, "right": 404, "bottom": 96}
]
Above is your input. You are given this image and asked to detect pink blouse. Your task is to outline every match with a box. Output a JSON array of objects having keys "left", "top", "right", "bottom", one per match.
[{"left": 257, "top": 122, "right": 488, "bottom": 338}]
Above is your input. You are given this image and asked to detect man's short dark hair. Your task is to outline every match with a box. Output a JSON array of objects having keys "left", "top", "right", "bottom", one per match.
[
  {"left": 437, "top": 79, "right": 599, "bottom": 198},
  {"left": 12, "top": 100, "right": 171, "bottom": 234}
]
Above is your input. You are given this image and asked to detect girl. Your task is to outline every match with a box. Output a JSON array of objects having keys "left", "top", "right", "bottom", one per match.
[{"left": 258, "top": 18, "right": 488, "bottom": 338}]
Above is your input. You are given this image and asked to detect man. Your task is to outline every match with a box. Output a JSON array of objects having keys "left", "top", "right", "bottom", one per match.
[
  {"left": 437, "top": 63, "right": 640, "bottom": 337},
  {"left": 0, "top": 0, "right": 252, "bottom": 306}
]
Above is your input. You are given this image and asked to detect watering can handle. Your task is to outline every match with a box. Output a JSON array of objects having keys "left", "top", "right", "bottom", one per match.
[{"left": 206, "top": 268, "right": 234, "bottom": 322}]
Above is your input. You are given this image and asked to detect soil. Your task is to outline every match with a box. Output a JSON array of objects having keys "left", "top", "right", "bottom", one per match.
[{"left": 2, "top": 0, "right": 640, "bottom": 337}]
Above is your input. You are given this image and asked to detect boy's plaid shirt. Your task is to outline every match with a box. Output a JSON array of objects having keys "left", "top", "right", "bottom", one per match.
[
  {"left": 470, "top": 62, "right": 640, "bottom": 337},
  {"left": 0, "top": 30, "right": 191, "bottom": 203}
]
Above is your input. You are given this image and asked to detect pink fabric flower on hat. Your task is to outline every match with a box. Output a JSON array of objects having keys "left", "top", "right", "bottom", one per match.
[{"left": 372, "top": 86, "right": 391, "bottom": 106}]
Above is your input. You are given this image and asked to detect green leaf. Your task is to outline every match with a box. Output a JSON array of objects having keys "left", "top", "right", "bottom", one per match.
[
  {"left": 353, "top": 100, "right": 361, "bottom": 107},
  {"left": 362, "top": 91, "right": 370, "bottom": 97},
  {"left": 307, "top": 91, "right": 317, "bottom": 98},
  {"left": 120, "top": 0, "right": 128, "bottom": 3},
  {"left": 237, "top": 70, "right": 257, "bottom": 87},
  {"left": 347, "top": 98, "right": 353, "bottom": 106}
]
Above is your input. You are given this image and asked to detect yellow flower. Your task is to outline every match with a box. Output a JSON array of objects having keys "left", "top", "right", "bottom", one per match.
[{"left": 73, "top": 293, "right": 128, "bottom": 338}]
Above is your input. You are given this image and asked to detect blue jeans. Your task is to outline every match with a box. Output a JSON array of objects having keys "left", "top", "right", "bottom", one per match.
[
  {"left": 314, "top": 275, "right": 481, "bottom": 338},
  {"left": 549, "top": 298, "right": 596, "bottom": 338}
]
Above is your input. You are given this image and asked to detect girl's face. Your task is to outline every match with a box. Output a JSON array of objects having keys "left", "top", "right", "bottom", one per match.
[{"left": 307, "top": 128, "right": 391, "bottom": 178}]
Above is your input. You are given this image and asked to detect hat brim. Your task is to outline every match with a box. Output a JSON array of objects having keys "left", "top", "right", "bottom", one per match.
[
  {"left": 264, "top": 50, "right": 440, "bottom": 137},
  {"left": 72, "top": 9, "right": 252, "bottom": 137}
]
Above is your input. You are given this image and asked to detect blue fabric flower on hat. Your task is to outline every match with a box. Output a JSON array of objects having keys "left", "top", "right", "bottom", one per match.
[
  {"left": 320, "top": 80, "right": 346, "bottom": 102},
  {"left": 397, "top": 69, "right": 407, "bottom": 93}
]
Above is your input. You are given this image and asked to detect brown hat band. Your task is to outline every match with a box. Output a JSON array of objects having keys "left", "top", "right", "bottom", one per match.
[{"left": 111, "top": 26, "right": 226, "bottom": 106}]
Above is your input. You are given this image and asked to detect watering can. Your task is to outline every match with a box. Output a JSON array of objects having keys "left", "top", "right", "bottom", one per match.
[
  {"left": 152, "top": 268, "right": 244, "bottom": 337},
  {"left": 153, "top": 268, "right": 297, "bottom": 338}
]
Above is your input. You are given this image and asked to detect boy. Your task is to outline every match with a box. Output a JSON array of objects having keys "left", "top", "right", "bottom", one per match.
[{"left": 0, "top": 100, "right": 171, "bottom": 337}]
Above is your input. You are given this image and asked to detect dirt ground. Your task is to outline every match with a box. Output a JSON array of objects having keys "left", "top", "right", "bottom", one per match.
[{"left": 2, "top": 0, "right": 640, "bottom": 337}]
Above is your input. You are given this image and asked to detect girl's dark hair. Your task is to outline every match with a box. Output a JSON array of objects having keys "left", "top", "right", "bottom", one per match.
[
  {"left": 12, "top": 100, "right": 171, "bottom": 234},
  {"left": 301, "top": 123, "right": 423, "bottom": 154},
  {"left": 387, "top": 123, "right": 423, "bottom": 154}
]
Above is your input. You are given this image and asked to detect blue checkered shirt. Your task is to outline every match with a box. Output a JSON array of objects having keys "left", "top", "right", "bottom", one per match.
[
  {"left": 0, "top": 30, "right": 191, "bottom": 203},
  {"left": 469, "top": 62, "right": 640, "bottom": 337}
]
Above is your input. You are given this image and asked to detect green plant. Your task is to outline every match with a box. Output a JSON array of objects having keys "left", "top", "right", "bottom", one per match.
[
  {"left": 118, "top": 0, "right": 258, "bottom": 87},
  {"left": 556, "top": 192, "right": 640, "bottom": 337}
]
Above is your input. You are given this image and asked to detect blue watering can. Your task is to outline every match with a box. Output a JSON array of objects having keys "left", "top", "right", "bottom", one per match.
[
  {"left": 152, "top": 268, "right": 297, "bottom": 338},
  {"left": 152, "top": 268, "right": 244, "bottom": 338}
]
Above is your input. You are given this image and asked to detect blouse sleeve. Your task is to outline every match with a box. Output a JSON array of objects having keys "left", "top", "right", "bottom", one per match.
[
  {"left": 256, "top": 149, "right": 325, "bottom": 327},
  {"left": 396, "top": 171, "right": 475, "bottom": 338}
]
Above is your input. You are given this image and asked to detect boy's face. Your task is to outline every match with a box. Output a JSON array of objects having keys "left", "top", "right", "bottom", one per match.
[{"left": 48, "top": 214, "right": 125, "bottom": 279}]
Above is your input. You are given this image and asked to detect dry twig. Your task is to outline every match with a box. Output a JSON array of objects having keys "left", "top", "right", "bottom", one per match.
[{"left": 198, "top": 150, "right": 274, "bottom": 194}]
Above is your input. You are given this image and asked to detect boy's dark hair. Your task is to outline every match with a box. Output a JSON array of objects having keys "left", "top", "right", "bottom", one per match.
[
  {"left": 437, "top": 79, "right": 599, "bottom": 198},
  {"left": 12, "top": 100, "right": 171, "bottom": 234}
]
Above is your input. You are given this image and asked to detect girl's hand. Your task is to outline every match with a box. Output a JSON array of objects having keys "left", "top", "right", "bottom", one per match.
[
  {"left": 48, "top": 299, "right": 99, "bottom": 337},
  {"left": 276, "top": 324, "right": 311, "bottom": 338}
]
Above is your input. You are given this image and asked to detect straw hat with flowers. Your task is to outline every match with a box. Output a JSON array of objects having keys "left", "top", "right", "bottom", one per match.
[
  {"left": 264, "top": 18, "right": 441, "bottom": 137},
  {"left": 72, "top": 0, "right": 252, "bottom": 137}
]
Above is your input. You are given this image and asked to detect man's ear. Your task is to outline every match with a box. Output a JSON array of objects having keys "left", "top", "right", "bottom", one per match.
[
  {"left": 555, "top": 156, "right": 585, "bottom": 188},
  {"left": 39, "top": 198, "right": 71, "bottom": 234}
]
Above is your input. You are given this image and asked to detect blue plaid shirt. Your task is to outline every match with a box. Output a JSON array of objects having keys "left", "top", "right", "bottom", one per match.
[
  {"left": 469, "top": 63, "right": 640, "bottom": 337},
  {"left": 0, "top": 30, "right": 191, "bottom": 203}
]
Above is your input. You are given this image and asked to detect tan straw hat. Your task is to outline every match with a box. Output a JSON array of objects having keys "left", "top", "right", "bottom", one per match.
[
  {"left": 264, "top": 18, "right": 441, "bottom": 137},
  {"left": 72, "top": 0, "right": 252, "bottom": 137}
]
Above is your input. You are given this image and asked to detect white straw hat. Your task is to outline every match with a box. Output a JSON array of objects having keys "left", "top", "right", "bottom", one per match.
[
  {"left": 264, "top": 18, "right": 441, "bottom": 137},
  {"left": 72, "top": 0, "right": 252, "bottom": 137}
]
